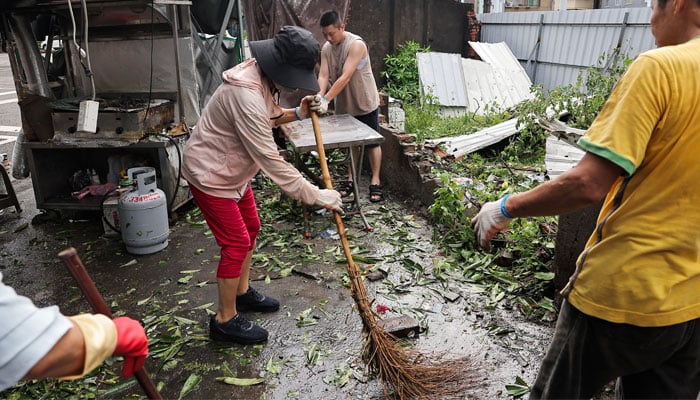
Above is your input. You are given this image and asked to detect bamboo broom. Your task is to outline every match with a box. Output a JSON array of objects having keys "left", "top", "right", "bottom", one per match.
[{"left": 310, "top": 112, "right": 479, "bottom": 399}]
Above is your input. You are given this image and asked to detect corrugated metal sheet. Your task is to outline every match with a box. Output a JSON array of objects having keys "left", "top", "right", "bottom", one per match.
[
  {"left": 462, "top": 59, "right": 501, "bottom": 112},
  {"left": 545, "top": 136, "right": 585, "bottom": 178},
  {"left": 425, "top": 118, "right": 520, "bottom": 158},
  {"left": 478, "top": 8, "right": 655, "bottom": 91},
  {"left": 416, "top": 52, "right": 468, "bottom": 107},
  {"left": 416, "top": 43, "right": 532, "bottom": 116},
  {"left": 468, "top": 41, "right": 534, "bottom": 109}
]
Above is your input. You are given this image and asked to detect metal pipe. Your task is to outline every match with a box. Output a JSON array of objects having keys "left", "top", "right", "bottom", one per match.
[
  {"left": 170, "top": 5, "right": 184, "bottom": 123},
  {"left": 236, "top": 0, "right": 244, "bottom": 61},
  {"left": 42, "top": 16, "right": 54, "bottom": 74},
  {"left": 8, "top": 13, "right": 52, "bottom": 98}
]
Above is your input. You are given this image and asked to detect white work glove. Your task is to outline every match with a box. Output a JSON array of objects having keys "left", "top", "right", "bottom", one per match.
[
  {"left": 315, "top": 189, "right": 343, "bottom": 213},
  {"left": 470, "top": 195, "right": 513, "bottom": 251},
  {"left": 307, "top": 95, "right": 329, "bottom": 115}
]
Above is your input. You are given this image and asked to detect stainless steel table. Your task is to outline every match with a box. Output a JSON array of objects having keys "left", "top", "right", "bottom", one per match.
[{"left": 283, "top": 114, "right": 384, "bottom": 233}]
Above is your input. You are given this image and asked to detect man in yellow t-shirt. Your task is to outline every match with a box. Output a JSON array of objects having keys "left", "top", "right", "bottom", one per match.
[{"left": 471, "top": 0, "right": 700, "bottom": 397}]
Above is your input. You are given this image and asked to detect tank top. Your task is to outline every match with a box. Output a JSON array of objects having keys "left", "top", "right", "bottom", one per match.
[{"left": 322, "top": 31, "right": 379, "bottom": 116}]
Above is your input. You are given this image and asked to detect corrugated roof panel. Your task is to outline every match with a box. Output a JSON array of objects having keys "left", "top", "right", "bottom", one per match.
[
  {"left": 462, "top": 59, "right": 497, "bottom": 113},
  {"left": 467, "top": 41, "right": 534, "bottom": 107},
  {"left": 545, "top": 136, "right": 585, "bottom": 178},
  {"left": 416, "top": 52, "right": 468, "bottom": 107},
  {"left": 424, "top": 118, "right": 520, "bottom": 158},
  {"left": 417, "top": 43, "right": 533, "bottom": 115}
]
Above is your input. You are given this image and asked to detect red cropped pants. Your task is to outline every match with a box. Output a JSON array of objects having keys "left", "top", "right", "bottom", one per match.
[{"left": 189, "top": 184, "right": 260, "bottom": 279}]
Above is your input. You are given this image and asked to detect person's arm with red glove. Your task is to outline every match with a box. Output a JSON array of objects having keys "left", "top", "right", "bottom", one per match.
[
  {"left": 112, "top": 316, "right": 149, "bottom": 378},
  {"left": 27, "top": 315, "right": 148, "bottom": 380}
]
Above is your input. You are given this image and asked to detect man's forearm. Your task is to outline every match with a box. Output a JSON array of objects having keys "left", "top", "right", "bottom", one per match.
[
  {"left": 24, "top": 323, "right": 86, "bottom": 379},
  {"left": 505, "top": 153, "right": 622, "bottom": 218},
  {"left": 507, "top": 174, "right": 605, "bottom": 217},
  {"left": 323, "top": 74, "right": 351, "bottom": 101}
]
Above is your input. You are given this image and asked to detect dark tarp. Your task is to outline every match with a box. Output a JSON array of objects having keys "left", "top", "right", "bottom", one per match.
[
  {"left": 241, "top": 0, "right": 350, "bottom": 44},
  {"left": 240, "top": 0, "right": 350, "bottom": 106}
]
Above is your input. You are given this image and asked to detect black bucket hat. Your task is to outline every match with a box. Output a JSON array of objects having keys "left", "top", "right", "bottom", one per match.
[{"left": 249, "top": 26, "right": 320, "bottom": 92}]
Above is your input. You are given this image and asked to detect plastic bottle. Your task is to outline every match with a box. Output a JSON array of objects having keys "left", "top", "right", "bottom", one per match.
[{"left": 90, "top": 169, "right": 100, "bottom": 185}]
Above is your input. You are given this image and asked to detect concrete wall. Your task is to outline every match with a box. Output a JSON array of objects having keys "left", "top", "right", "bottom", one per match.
[
  {"left": 347, "top": 0, "right": 468, "bottom": 88},
  {"left": 377, "top": 123, "right": 438, "bottom": 207}
]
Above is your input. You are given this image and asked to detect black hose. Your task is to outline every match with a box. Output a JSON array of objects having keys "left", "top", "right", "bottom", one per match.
[{"left": 139, "top": 131, "right": 186, "bottom": 214}]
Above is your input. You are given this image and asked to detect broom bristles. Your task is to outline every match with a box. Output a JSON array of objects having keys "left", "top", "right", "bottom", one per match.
[
  {"left": 349, "top": 270, "right": 480, "bottom": 399},
  {"left": 367, "top": 326, "right": 480, "bottom": 399},
  {"left": 312, "top": 111, "right": 480, "bottom": 398}
]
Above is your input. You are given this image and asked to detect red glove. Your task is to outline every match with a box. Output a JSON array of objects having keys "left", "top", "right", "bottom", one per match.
[{"left": 113, "top": 317, "right": 149, "bottom": 378}]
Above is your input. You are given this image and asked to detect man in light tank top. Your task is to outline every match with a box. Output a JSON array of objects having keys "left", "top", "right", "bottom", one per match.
[{"left": 316, "top": 11, "right": 384, "bottom": 203}]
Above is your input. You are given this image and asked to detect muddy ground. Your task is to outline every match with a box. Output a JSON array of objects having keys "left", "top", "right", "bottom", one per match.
[{"left": 0, "top": 171, "right": 559, "bottom": 400}]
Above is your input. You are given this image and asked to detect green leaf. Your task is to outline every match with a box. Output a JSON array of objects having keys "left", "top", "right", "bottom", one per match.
[
  {"left": 323, "top": 363, "right": 352, "bottom": 387},
  {"left": 13, "top": 223, "right": 28, "bottom": 233},
  {"left": 178, "top": 373, "right": 201, "bottom": 399},
  {"left": 505, "top": 376, "right": 530, "bottom": 397},
  {"left": 305, "top": 343, "right": 322, "bottom": 366},
  {"left": 172, "top": 316, "right": 197, "bottom": 325},
  {"left": 534, "top": 272, "right": 554, "bottom": 281},
  {"left": 137, "top": 296, "right": 152, "bottom": 306},
  {"left": 265, "top": 357, "right": 283, "bottom": 375},
  {"left": 215, "top": 377, "right": 266, "bottom": 386},
  {"left": 192, "top": 302, "right": 214, "bottom": 310},
  {"left": 296, "top": 308, "right": 318, "bottom": 327}
]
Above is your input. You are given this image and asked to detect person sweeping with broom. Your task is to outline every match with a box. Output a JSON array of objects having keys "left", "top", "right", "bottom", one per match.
[{"left": 182, "top": 26, "right": 342, "bottom": 345}]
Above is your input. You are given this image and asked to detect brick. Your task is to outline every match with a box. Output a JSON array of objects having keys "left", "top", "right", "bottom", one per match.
[
  {"left": 401, "top": 143, "right": 417, "bottom": 153},
  {"left": 395, "top": 133, "right": 416, "bottom": 143},
  {"left": 377, "top": 315, "right": 420, "bottom": 339}
]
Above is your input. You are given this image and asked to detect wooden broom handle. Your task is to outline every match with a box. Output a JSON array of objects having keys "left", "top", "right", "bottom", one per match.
[
  {"left": 310, "top": 113, "right": 358, "bottom": 270},
  {"left": 58, "top": 247, "right": 163, "bottom": 400}
]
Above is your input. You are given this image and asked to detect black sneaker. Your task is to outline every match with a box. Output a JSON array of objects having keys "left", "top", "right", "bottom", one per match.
[
  {"left": 236, "top": 287, "right": 280, "bottom": 313},
  {"left": 209, "top": 314, "right": 268, "bottom": 344}
]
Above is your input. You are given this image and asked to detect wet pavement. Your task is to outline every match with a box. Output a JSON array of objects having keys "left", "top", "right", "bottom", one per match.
[{"left": 0, "top": 171, "right": 553, "bottom": 399}]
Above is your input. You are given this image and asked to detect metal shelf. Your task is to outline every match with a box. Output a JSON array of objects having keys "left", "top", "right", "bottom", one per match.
[{"left": 25, "top": 138, "right": 189, "bottom": 213}]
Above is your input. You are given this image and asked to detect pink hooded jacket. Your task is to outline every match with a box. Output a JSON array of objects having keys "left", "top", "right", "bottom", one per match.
[{"left": 182, "top": 59, "right": 321, "bottom": 205}]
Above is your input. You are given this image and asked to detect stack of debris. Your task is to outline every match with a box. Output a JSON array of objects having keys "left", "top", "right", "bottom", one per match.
[{"left": 417, "top": 41, "right": 586, "bottom": 177}]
